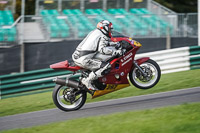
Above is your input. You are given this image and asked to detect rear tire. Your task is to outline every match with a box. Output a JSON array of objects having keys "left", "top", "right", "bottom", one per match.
[
  {"left": 129, "top": 59, "right": 161, "bottom": 89},
  {"left": 52, "top": 84, "right": 87, "bottom": 111}
]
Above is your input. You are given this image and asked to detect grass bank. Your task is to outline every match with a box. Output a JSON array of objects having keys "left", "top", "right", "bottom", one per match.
[
  {"left": 0, "top": 69, "right": 200, "bottom": 117},
  {"left": 2, "top": 102, "right": 200, "bottom": 133}
]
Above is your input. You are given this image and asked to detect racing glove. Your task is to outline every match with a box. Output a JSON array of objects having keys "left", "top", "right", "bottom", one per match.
[
  {"left": 112, "top": 49, "right": 126, "bottom": 56},
  {"left": 115, "top": 42, "right": 121, "bottom": 49}
]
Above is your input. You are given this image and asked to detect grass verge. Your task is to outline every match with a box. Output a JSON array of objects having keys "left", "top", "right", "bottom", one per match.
[
  {"left": 2, "top": 102, "right": 200, "bottom": 133},
  {"left": 0, "top": 69, "right": 200, "bottom": 117}
]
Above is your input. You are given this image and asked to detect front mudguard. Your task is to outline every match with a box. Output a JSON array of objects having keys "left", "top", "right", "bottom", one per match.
[{"left": 135, "top": 57, "right": 150, "bottom": 65}]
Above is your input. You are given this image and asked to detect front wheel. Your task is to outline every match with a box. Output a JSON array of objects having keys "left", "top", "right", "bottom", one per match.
[
  {"left": 52, "top": 84, "right": 87, "bottom": 111},
  {"left": 129, "top": 59, "right": 161, "bottom": 89}
]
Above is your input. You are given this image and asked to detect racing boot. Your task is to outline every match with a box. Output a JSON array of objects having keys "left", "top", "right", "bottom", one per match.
[
  {"left": 81, "top": 71, "right": 98, "bottom": 90},
  {"left": 81, "top": 63, "right": 111, "bottom": 90}
]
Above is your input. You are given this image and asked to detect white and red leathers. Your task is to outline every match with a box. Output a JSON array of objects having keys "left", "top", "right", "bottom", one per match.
[
  {"left": 72, "top": 20, "right": 123, "bottom": 90},
  {"left": 73, "top": 29, "right": 118, "bottom": 70}
]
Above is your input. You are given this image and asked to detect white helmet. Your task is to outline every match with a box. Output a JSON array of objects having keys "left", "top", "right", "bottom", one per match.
[{"left": 97, "top": 20, "right": 113, "bottom": 38}]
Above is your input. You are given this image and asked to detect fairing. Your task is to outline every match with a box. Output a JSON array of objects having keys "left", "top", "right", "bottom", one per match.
[
  {"left": 111, "top": 37, "right": 142, "bottom": 48},
  {"left": 99, "top": 49, "right": 137, "bottom": 85},
  {"left": 92, "top": 84, "right": 130, "bottom": 98}
]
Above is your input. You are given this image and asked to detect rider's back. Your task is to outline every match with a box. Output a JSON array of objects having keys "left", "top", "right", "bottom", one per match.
[{"left": 76, "top": 29, "right": 107, "bottom": 52}]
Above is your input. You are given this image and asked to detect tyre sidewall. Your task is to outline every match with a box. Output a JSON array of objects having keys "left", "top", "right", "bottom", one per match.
[
  {"left": 52, "top": 84, "right": 87, "bottom": 111},
  {"left": 129, "top": 59, "right": 161, "bottom": 89}
]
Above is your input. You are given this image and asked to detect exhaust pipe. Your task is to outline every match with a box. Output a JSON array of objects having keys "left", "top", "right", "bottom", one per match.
[{"left": 53, "top": 77, "right": 79, "bottom": 89}]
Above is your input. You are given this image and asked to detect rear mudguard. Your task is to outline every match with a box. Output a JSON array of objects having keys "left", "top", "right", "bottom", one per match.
[
  {"left": 135, "top": 57, "right": 150, "bottom": 65},
  {"left": 50, "top": 60, "right": 81, "bottom": 72}
]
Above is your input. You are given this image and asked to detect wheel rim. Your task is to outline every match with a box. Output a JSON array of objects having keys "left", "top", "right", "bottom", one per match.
[
  {"left": 132, "top": 62, "right": 158, "bottom": 87},
  {"left": 57, "top": 86, "right": 83, "bottom": 109}
]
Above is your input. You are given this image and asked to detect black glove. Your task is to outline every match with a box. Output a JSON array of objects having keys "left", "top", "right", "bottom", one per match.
[{"left": 115, "top": 42, "right": 121, "bottom": 50}]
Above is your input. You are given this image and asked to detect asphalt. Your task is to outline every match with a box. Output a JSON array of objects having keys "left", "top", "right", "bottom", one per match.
[{"left": 0, "top": 87, "right": 200, "bottom": 131}]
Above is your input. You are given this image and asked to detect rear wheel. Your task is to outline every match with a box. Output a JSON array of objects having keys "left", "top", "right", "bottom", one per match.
[
  {"left": 52, "top": 85, "right": 87, "bottom": 111},
  {"left": 129, "top": 59, "right": 161, "bottom": 89}
]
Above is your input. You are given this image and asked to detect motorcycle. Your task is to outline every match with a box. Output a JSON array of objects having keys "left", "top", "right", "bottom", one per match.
[{"left": 50, "top": 33, "right": 161, "bottom": 111}]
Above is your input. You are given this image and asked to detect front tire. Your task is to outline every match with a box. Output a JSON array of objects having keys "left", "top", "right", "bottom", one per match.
[
  {"left": 52, "top": 84, "right": 87, "bottom": 111},
  {"left": 129, "top": 59, "right": 161, "bottom": 89}
]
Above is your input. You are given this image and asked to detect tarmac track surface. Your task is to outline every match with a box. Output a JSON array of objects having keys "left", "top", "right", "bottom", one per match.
[{"left": 0, "top": 87, "right": 200, "bottom": 131}]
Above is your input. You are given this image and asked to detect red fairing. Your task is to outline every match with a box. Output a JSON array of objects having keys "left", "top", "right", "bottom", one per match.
[
  {"left": 100, "top": 50, "right": 136, "bottom": 84},
  {"left": 111, "top": 37, "right": 136, "bottom": 48},
  {"left": 136, "top": 57, "right": 150, "bottom": 65},
  {"left": 111, "top": 37, "right": 129, "bottom": 42},
  {"left": 50, "top": 60, "right": 81, "bottom": 72}
]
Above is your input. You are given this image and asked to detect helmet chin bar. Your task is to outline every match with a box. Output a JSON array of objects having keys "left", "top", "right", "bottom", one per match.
[{"left": 108, "top": 27, "right": 113, "bottom": 38}]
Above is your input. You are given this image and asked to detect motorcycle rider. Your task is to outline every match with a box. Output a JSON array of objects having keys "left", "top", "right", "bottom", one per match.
[{"left": 72, "top": 20, "right": 125, "bottom": 90}]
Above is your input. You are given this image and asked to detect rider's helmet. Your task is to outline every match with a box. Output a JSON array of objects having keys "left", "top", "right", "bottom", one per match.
[{"left": 97, "top": 20, "right": 113, "bottom": 38}]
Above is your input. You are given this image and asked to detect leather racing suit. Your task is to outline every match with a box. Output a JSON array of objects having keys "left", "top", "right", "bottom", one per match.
[{"left": 72, "top": 28, "right": 123, "bottom": 90}]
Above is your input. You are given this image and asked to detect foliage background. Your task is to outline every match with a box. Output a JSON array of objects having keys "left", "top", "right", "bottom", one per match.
[
  {"left": 154, "top": 0, "right": 197, "bottom": 13},
  {"left": 14, "top": 0, "right": 197, "bottom": 19}
]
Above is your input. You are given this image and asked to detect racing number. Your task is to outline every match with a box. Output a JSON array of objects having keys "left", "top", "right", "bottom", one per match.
[{"left": 105, "top": 84, "right": 117, "bottom": 90}]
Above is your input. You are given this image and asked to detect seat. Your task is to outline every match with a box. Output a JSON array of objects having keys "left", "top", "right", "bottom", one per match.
[
  {"left": 63, "top": 9, "right": 94, "bottom": 37},
  {"left": 0, "top": 29, "right": 4, "bottom": 41},
  {"left": 41, "top": 10, "right": 70, "bottom": 38},
  {"left": 50, "top": 60, "right": 81, "bottom": 71}
]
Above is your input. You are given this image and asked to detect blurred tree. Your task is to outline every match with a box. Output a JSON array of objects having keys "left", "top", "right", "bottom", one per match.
[
  {"left": 14, "top": 0, "right": 197, "bottom": 19},
  {"left": 25, "top": 0, "right": 35, "bottom": 15},
  {"left": 15, "top": 0, "right": 21, "bottom": 19},
  {"left": 15, "top": 0, "right": 35, "bottom": 19},
  {"left": 154, "top": 0, "right": 197, "bottom": 13}
]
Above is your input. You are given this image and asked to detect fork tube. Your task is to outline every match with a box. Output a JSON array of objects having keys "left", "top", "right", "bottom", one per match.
[{"left": 133, "top": 61, "right": 147, "bottom": 77}]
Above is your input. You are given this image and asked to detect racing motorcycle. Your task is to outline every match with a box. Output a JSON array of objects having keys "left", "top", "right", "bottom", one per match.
[{"left": 50, "top": 33, "right": 161, "bottom": 111}]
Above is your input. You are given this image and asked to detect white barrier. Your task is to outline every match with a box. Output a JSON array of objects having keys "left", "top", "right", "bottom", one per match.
[{"left": 135, "top": 47, "right": 190, "bottom": 74}]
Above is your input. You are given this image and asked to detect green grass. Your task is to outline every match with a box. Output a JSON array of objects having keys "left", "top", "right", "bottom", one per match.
[
  {"left": 2, "top": 102, "right": 200, "bottom": 133},
  {"left": 0, "top": 69, "right": 200, "bottom": 117}
]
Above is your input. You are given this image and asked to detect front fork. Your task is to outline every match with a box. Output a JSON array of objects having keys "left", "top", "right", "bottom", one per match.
[
  {"left": 134, "top": 57, "right": 150, "bottom": 77},
  {"left": 133, "top": 61, "right": 147, "bottom": 77}
]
